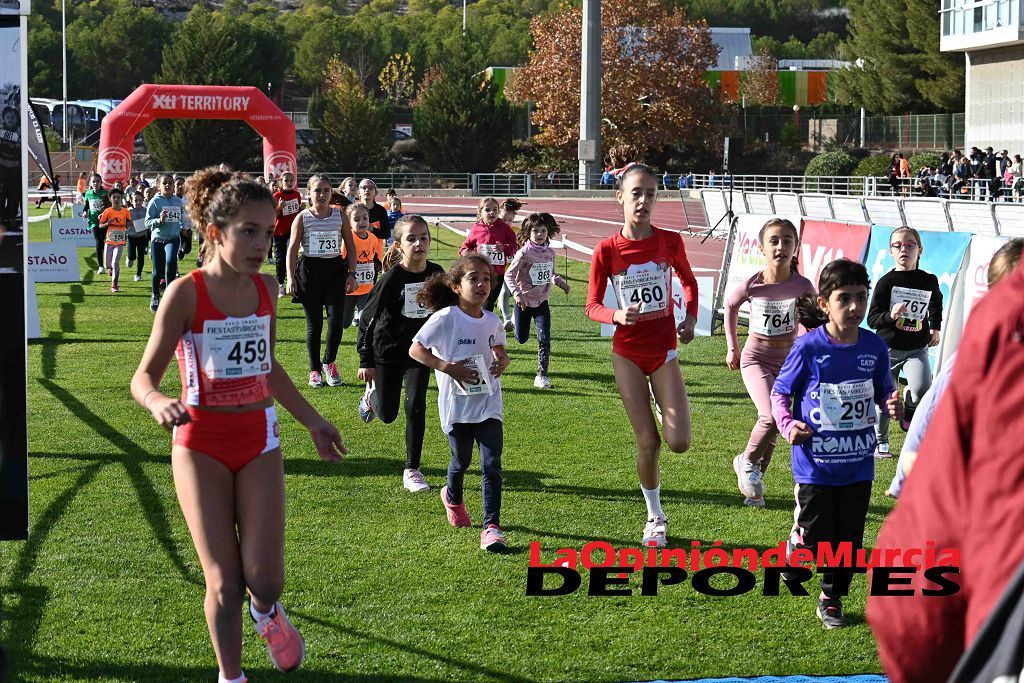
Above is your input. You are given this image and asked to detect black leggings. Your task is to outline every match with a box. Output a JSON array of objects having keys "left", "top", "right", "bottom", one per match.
[
  {"left": 370, "top": 361, "right": 430, "bottom": 470},
  {"left": 302, "top": 301, "right": 344, "bottom": 372},
  {"left": 91, "top": 225, "right": 105, "bottom": 267},
  {"left": 127, "top": 234, "right": 148, "bottom": 277}
]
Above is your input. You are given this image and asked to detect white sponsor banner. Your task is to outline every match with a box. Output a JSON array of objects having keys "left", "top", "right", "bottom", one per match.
[
  {"left": 51, "top": 217, "right": 95, "bottom": 247},
  {"left": 938, "top": 234, "right": 1008, "bottom": 369},
  {"left": 27, "top": 241, "right": 80, "bottom": 282}
]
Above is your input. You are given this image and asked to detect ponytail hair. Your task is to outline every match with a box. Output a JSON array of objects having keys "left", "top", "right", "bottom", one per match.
[
  {"left": 417, "top": 253, "right": 494, "bottom": 311},
  {"left": 382, "top": 214, "right": 429, "bottom": 273},
  {"left": 758, "top": 217, "right": 800, "bottom": 274},
  {"left": 184, "top": 166, "right": 273, "bottom": 262},
  {"left": 517, "top": 212, "right": 561, "bottom": 248},
  {"left": 796, "top": 294, "right": 826, "bottom": 330}
]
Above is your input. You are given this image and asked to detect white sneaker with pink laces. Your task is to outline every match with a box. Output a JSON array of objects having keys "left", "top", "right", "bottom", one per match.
[{"left": 252, "top": 602, "right": 305, "bottom": 672}]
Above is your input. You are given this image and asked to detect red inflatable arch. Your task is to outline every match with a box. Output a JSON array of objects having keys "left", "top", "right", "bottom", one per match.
[{"left": 97, "top": 84, "right": 297, "bottom": 187}]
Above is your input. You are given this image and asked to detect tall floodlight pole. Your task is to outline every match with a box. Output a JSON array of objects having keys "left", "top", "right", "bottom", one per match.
[
  {"left": 463, "top": 0, "right": 467, "bottom": 35},
  {"left": 62, "top": 0, "right": 70, "bottom": 179},
  {"left": 578, "top": 0, "right": 601, "bottom": 189}
]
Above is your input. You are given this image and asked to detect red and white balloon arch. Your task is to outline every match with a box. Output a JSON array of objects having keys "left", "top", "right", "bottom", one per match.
[{"left": 97, "top": 84, "right": 297, "bottom": 187}]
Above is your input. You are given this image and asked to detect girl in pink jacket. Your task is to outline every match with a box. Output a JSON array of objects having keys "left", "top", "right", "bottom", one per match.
[
  {"left": 503, "top": 213, "right": 571, "bottom": 389},
  {"left": 459, "top": 197, "right": 518, "bottom": 312}
]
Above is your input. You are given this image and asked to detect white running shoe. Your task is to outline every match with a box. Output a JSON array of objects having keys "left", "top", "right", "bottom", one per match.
[
  {"left": 733, "top": 454, "right": 764, "bottom": 501},
  {"left": 97, "top": 266, "right": 105, "bottom": 275},
  {"left": 642, "top": 516, "right": 668, "bottom": 548},
  {"left": 322, "top": 362, "right": 342, "bottom": 387},
  {"left": 874, "top": 442, "right": 892, "bottom": 458},
  {"left": 358, "top": 383, "right": 376, "bottom": 423},
  {"left": 278, "top": 284, "right": 286, "bottom": 299},
  {"left": 308, "top": 370, "right": 324, "bottom": 388},
  {"left": 133, "top": 274, "right": 142, "bottom": 282},
  {"left": 403, "top": 468, "right": 431, "bottom": 493},
  {"left": 533, "top": 374, "right": 552, "bottom": 389}
]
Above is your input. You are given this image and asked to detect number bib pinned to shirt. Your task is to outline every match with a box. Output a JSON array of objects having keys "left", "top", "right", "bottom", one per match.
[
  {"left": 281, "top": 198, "right": 300, "bottom": 216},
  {"left": 479, "top": 244, "right": 506, "bottom": 267},
  {"left": 891, "top": 286, "right": 931, "bottom": 331},
  {"left": 402, "top": 282, "right": 430, "bottom": 318},
  {"left": 529, "top": 261, "right": 554, "bottom": 286},
  {"left": 613, "top": 262, "right": 670, "bottom": 316},
  {"left": 307, "top": 230, "right": 340, "bottom": 257},
  {"left": 89, "top": 198, "right": 105, "bottom": 212},
  {"left": 201, "top": 316, "right": 272, "bottom": 379},
  {"left": 353, "top": 262, "right": 375, "bottom": 286},
  {"left": 749, "top": 298, "right": 796, "bottom": 336},
  {"left": 163, "top": 207, "right": 182, "bottom": 223},
  {"left": 107, "top": 229, "right": 126, "bottom": 244},
  {"left": 454, "top": 355, "right": 493, "bottom": 396},
  {"left": 819, "top": 380, "right": 875, "bottom": 431}
]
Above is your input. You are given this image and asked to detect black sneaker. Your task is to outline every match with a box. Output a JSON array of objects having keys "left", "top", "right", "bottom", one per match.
[{"left": 816, "top": 598, "right": 850, "bottom": 629}]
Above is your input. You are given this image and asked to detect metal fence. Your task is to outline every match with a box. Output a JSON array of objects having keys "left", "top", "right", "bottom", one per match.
[{"left": 862, "top": 113, "right": 965, "bottom": 151}]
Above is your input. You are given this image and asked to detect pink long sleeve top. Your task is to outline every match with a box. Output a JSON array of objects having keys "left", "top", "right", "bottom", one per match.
[{"left": 724, "top": 271, "right": 816, "bottom": 355}]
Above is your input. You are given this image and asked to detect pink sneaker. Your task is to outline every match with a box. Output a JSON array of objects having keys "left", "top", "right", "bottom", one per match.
[
  {"left": 308, "top": 370, "right": 323, "bottom": 388},
  {"left": 480, "top": 524, "right": 507, "bottom": 552},
  {"left": 111, "top": 283, "right": 119, "bottom": 293},
  {"left": 440, "top": 485, "right": 471, "bottom": 527},
  {"left": 322, "top": 361, "right": 342, "bottom": 386},
  {"left": 253, "top": 602, "right": 305, "bottom": 672}
]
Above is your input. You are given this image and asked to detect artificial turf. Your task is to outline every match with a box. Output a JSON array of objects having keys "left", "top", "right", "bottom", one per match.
[{"left": 0, "top": 206, "right": 903, "bottom": 682}]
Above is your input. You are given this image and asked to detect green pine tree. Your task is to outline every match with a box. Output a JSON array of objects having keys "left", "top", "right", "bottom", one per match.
[
  {"left": 906, "top": 0, "right": 965, "bottom": 112},
  {"left": 412, "top": 50, "right": 513, "bottom": 172},
  {"left": 143, "top": 5, "right": 289, "bottom": 172},
  {"left": 307, "top": 60, "right": 392, "bottom": 172}
]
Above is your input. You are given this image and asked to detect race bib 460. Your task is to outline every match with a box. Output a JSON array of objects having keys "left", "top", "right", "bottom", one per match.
[{"left": 614, "top": 265, "right": 670, "bottom": 315}]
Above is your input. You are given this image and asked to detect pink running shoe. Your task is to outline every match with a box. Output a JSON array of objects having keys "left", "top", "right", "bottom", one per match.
[
  {"left": 440, "top": 485, "right": 472, "bottom": 527},
  {"left": 111, "top": 284, "right": 119, "bottom": 293},
  {"left": 308, "top": 370, "right": 324, "bottom": 388},
  {"left": 253, "top": 602, "right": 305, "bottom": 672},
  {"left": 322, "top": 361, "right": 342, "bottom": 386},
  {"left": 480, "top": 524, "right": 507, "bottom": 552}
]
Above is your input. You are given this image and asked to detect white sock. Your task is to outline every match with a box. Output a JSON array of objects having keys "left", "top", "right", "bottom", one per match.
[
  {"left": 641, "top": 485, "right": 664, "bottom": 519},
  {"left": 250, "top": 601, "right": 274, "bottom": 622},
  {"left": 218, "top": 673, "right": 246, "bottom": 683}
]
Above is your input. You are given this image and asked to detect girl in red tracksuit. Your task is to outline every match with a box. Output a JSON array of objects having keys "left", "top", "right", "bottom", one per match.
[
  {"left": 585, "top": 163, "right": 699, "bottom": 550},
  {"left": 459, "top": 197, "right": 518, "bottom": 312}
]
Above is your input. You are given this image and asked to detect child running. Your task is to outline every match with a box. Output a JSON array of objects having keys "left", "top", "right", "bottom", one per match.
[
  {"left": 341, "top": 203, "right": 384, "bottom": 330},
  {"left": 145, "top": 174, "right": 187, "bottom": 312},
  {"left": 126, "top": 190, "right": 149, "bottom": 282},
  {"left": 503, "top": 212, "right": 571, "bottom": 389},
  {"left": 584, "top": 163, "right": 698, "bottom": 548},
  {"left": 771, "top": 258, "right": 901, "bottom": 629},
  {"left": 866, "top": 226, "right": 942, "bottom": 458},
  {"left": 410, "top": 254, "right": 511, "bottom": 551},
  {"left": 495, "top": 198, "right": 524, "bottom": 332},
  {"left": 459, "top": 197, "right": 518, "bottom": 313},
  {"left": 130, "top": 167, "right": 346, "bottom": 683},
  {"left": 286, "top": 174, "right": 358, "bottom": 388},
  {"left": 98, "top": 188, "right": 131, "bottom": 293},
  {"left": 82, "top": 173, "right": 110, "bottom": 275},
  {"left": 272, "top": 172, "right": 303, "bottom": 298},
  {"left": 725, "top": 218, "right": 816, "bottom": 507},
  {"left": 355, "top": 215, "right": 444, "bottom": 491}
]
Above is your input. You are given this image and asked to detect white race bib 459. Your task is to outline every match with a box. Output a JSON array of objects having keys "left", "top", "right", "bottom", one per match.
[{"left": 201, "top": 316, "right": 272, "bottom": 379}]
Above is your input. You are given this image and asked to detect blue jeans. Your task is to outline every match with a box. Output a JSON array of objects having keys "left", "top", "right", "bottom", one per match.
[
  {"left": 446, "top": 419, "right": 503, "bottom": 528},
  {"left": 513, "top": 300, "right": 551, "bottom": 376},
  {"left": 150, "top": 237, "right": 181, "bottom": 298}
]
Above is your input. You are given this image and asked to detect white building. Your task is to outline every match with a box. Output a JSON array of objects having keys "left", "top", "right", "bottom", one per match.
[{"left": 940, "top": 0, "right": 1024, "bottom": 152}]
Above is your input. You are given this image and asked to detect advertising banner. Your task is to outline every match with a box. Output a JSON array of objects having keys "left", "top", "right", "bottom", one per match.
[
  {"left": 28, "top": 241, "right": 80, "bottom": 283},
  {"left": 51, "top": 216, "right": 95, "bottom": 248},
  {"left": 938, "top": 235, "right": 1009, "bottom": 368},
  {"left": 798, "top": 219, "right": 872, "bottom": 288}
]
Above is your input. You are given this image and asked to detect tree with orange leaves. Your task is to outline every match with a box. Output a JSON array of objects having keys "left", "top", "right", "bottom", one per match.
[{"left": 505, "top": 0, "right": 719, "bottom": 161}]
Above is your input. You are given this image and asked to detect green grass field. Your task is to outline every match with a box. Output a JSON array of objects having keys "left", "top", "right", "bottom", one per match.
[{"left": 1, "top": 207, "right": 903, "bottom": 682}]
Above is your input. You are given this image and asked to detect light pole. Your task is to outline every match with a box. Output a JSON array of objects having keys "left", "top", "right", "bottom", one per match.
[
  {"left": 62, "top": 0, "right": 70, "bottom": 181},
  {"left": 577, "top": 0, "right": 601, "bottom": 189}
]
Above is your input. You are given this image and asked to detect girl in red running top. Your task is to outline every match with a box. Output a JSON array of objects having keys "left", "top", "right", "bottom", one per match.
[
  {"left": 130, "top": 167, "right": 346, "bottom": 683},
  {"left": 459, "top": 197, "right": 519, "bottom": 313},
  {"left": 585, "top": 163, "right": 699, "bottom": 549}
]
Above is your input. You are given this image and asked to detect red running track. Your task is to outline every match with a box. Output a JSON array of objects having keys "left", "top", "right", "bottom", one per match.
[{"left": 402, "top": 197, "right": 725, "bottom": 281}]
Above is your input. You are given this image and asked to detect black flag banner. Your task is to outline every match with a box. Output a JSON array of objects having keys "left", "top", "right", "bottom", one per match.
[{"left": 26, "top": 100, "right": 53, "bottom": 183}]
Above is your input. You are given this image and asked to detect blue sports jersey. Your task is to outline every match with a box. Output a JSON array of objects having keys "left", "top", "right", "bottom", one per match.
[{"left": 773, "top": 325, "right": 893, "bottom": 486}]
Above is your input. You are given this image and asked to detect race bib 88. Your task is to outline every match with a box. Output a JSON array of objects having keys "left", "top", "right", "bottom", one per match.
[
  {"left": 819, "top": 380, "right": 875, "bottom": 432},
  {"left": 749, "top": 298, "right": 796, "bottom": 336},
  {"left": 201, "top": 315, "right": 272, "bottom": 379},
  {"left": 307, "top": 230, "right": 340, "bottom": 257}
]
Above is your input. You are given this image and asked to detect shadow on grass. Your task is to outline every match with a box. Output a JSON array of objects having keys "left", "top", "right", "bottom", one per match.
[
  {"left": 295, "top": 612, "right": 537, "bottom": 683},
  {"left": 37, "top": 378, "right": 200, "bottom": 587}
]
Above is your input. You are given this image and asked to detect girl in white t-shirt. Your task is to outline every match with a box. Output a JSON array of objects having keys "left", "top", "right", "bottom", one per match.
[{"left": 410, "top": 253, "right": 511, "bottom": 552}]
